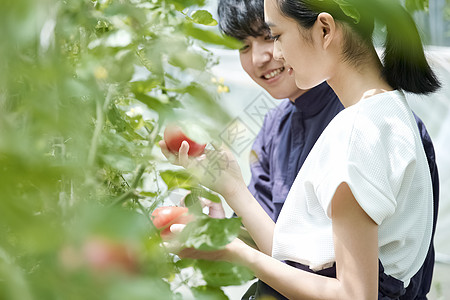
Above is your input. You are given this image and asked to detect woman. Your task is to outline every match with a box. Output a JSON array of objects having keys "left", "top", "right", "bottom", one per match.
[{"left": 160, "top": 0, "right": 440, "bottom": 298}]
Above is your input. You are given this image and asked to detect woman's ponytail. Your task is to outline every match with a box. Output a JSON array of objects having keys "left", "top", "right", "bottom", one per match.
[{"left": 382, "top": 3, "right": 440, "bottom": 94}]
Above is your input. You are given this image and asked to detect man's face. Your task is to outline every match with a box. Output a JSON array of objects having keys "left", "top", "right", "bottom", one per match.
[{"left": 239, "top": 33, "right": 306, "bottom": 101}]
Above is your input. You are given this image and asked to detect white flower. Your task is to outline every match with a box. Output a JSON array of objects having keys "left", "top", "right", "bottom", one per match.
[{"left": 126, "top": 106, "right": 144, "bottom": 118}]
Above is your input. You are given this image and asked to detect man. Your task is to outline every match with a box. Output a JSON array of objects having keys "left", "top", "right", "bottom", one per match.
[{"left": 215, "top": 0, "right": 439, "bottom": 299}]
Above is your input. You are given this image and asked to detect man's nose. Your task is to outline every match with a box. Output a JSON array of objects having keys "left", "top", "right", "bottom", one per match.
[{"left": 252, "top": 43, "right": 272, "bottom": 67}]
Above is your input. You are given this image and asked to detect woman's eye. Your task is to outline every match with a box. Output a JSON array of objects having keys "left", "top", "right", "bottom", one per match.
[{"left": 269, "top": 34, "right": 280, "bottom": 41}]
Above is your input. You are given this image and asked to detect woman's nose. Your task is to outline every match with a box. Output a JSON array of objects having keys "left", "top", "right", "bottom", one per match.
[{"left": 272, "top": 41, "right": 284, "bottom": 61}]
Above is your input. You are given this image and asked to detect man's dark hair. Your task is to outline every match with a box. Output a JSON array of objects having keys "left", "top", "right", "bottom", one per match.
[{"left": 217, "top": 0, "right": 270, "bottom": 40}]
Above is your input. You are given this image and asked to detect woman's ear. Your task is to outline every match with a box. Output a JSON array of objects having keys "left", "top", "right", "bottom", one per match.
[{"left": 316, "top": 12, "right": 336, "bottom": 50}]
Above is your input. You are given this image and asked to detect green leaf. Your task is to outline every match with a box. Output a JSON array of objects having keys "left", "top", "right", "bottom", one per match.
[
  {"left": 160, "top": 169, "right": 199, "bottom": 190},
  {"left": 182, "top": 22, "right": 243, "bottom": 49},
  {"left": 191, "top": 285, "right": 229, "bottom": 300},
  {"left": 139, "top": 191, "right": 157, "bottom": 198},
  {"left": 180, "top": 215, "right": 242, "bottom": 251},
  {"left": 184, "top": 82, "right": 215, "bottom": 104},
  {"left": 107, "top": 105, "right": 133, "bottom": 133},
  {"left": 167, "top": 0, "right": 206, "bottom": 11},
  {"left": 195, "top": 260, "right": 254, "bottom": 287},
  {"left": 131, "top": 78, "right": 162, "bottom": 94},
  {"left": 168, "top": 51, "right": 208, "bottom": 70},
  {"left": 334, "top": 0, "right": 360, "bottom": 23},
  {"left": 100, "top": 153, "right": 136, "bottom": 172},
  {"left": 0, "top": 248, "right": 33, "bottom": 300},
  {"left": 199, "top": 188, "right": 221, "bottom": 203},
  {"left": 405, "top": 0, "right": 429, "bottom": 12},
  {"left": 107, "top": 278, "right": 173, "bottom": 300},
  {"left": 186, "top": 186, "right": 221, "bottom": 204},
  {"left": 191, "top": 10, "right": 218, "bottom": 26},
  {"left": 175, "top": 258, "right": 196, "bottom": 269},
  {"left": 134, "top": 93, "right": 174, "bottom": 118},
  {"left": 184, "top": 191, "right": 203, "bottom": 214}
]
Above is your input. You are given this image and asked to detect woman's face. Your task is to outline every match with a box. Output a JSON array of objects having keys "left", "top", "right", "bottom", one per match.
[{"left": 264, "top": 0, "right": 333, "bottom": 90}]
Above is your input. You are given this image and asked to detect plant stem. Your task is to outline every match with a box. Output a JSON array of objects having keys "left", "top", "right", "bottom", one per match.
[
  {"left": 111, "top": 164, "right": 146, "bottom": 206},
  {"left": 87, "top": 84, "right": 114, "bottom": 167}
]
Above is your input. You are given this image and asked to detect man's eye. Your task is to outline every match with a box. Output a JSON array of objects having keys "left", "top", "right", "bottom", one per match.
[{"left": 239, "top": 45, "right": 250, "bottom": 52}]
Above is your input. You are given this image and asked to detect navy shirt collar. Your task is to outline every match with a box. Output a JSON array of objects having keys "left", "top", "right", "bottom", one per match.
[{"left": 290, "top": 81, "right": 337, "bottom": 117}]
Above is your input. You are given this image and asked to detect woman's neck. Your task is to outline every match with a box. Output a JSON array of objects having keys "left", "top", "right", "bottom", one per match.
[{"left": 327, "top": 57, "right": 393, "bottom": 108}]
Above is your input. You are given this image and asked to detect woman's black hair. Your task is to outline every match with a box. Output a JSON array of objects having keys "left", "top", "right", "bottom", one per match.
[
  {"left": 381, "top": 3, "right": 440, "bottom": 94},
  {"left": 276, "top": 0, "right": 441, "bottom": 95},
  {"left": 217, "top": 0, "right": 269, "bottom": 40}
]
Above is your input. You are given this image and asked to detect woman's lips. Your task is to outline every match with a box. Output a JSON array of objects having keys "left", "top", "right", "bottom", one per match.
[{"left": 287, "top": 67, "right": 293, "bottom": 76}]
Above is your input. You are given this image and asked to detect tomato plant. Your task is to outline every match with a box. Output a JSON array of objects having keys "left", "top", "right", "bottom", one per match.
[
  {"left": 0, "top": 0, "right": 250, "bottom": 299},
  {"left": 164, "top": 124, "right": 207, "bottom": 157}
]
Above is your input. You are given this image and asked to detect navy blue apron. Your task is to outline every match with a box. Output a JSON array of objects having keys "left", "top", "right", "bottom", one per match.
[{"left": 242, "top": 260, "right": 406, "bottom": 300}]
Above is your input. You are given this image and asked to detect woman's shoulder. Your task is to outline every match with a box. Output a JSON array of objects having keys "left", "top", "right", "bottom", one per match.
[
  {"left": 316, "top": 90, "right": 419, "bottom": 162},
  {"left": 353, "top": 90, "right": 416, "bottom": 138}
]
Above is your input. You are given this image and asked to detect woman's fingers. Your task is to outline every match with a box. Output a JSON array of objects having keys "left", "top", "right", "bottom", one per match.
[
  {"left": 161, "top": 224, "right": 186, "bottom": 254},
  {"left": 159, "top": 140, "right": 193, "bottom": 167},
  {"left": 178, "top": 140, "right": 190, "bottom": 167},
  {"left": 170, "top": 223, "right": 186, "bottom": 234},
  {"left": 158, "top": 140, "right": 171, "bottom": 157},
  {"left": 158, "top": 140, "right": 179, "bottom": 165},
  {"left": 162, "top": 241, "right": 183, "bottom": 254},
  {"left": 202, "top": 199, "right": 226, "bottom": 219}
]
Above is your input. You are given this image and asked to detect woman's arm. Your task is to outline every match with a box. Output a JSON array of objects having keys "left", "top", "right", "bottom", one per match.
[
  {"left": 224, "top": 185, "right": 276, "bottom": 255},
  {"left": 331, "top": 182, "right": 378, "bottom": 300},
  {"left": 237, "top": 183, "right": 378, "bottom": 300},
  {"left": 177, "top": 182, "right": 378, "bottom": 300}
]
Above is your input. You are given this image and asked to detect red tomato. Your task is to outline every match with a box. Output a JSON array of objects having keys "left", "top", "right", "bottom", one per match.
[
  {"left": 59, "top": 237, "right": 138, "bottom": 275},
  {"left": 163, "top": 125, "right": 206, "bottom": 157},
  {"left": 151, "top": 206, "right": 193, "bottom": 239},
  {"left": 81, "top": 237, "right": 137, "bottom": 274}
]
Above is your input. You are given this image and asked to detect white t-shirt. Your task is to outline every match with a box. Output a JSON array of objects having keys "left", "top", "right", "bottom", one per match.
[{"left": 272, "top": 90, "right": 433, "bottom": 286}]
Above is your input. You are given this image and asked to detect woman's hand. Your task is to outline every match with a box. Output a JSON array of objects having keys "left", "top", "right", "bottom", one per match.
[
  {"left": 180, "top": 194, "right": 226, "bottom": 219},
  {"left": 159, "top": 140, "right": 247, "bottom": 200},
  {"left": 165, "top": 223, "right": 251, "bottom": 264},
  {"left": 160, "top": 139, "right": 276, "bottom": 256}
]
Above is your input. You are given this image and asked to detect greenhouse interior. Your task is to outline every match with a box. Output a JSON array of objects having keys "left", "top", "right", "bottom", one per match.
[{"left": 1, "top": 0, "right": 449, "bottom": 299}]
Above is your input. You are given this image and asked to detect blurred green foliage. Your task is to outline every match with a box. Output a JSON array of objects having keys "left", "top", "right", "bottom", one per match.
[
  {"left": 0, "top": 0, "right": 246, "bottom": 299},
  {"left": 405, "top": 0, "right": 429, "bottom": 12}
]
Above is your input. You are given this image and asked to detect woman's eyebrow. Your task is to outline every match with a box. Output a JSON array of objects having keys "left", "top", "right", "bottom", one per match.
[{"left": 265, "top": 21, "right": 276, "bottom": 28}]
